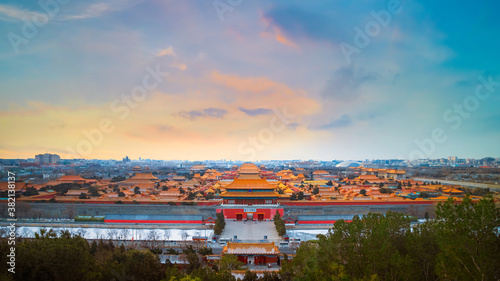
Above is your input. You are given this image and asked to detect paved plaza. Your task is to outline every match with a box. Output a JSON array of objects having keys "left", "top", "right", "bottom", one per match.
[{"left": 220, "top": 220, "right": 280, "bottom": 243}]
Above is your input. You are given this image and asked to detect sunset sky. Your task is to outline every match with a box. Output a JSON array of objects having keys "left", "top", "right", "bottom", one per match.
[{"left": 1, "top": 0, "right": 499, "bottom": 161}]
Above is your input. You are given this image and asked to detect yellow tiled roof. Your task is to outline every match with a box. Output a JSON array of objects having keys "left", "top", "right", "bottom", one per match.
[{"left": 223, "top": 242, "right": 280, "bottom": 255}]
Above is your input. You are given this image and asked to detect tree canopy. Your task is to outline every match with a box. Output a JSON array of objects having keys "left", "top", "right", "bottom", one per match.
[{"left": 280, "top": 196, "right": 500, "bottom": 280}]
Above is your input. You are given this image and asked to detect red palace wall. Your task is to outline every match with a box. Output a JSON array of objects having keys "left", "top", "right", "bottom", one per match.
[
  {"left": 217, "top": 208, "right": 284, "bottom": 220},
  {"left": 236, "top": 255, "right": 278, "bottom": 265},
  {"left": 281, "top": 201, "right": 435, "bottom": 206},
  {"left": 297, "top": 220, "right": 353, "bottom": 225},
  {"left": 104, "top": 219, "right": 202, "bottom": 224}
]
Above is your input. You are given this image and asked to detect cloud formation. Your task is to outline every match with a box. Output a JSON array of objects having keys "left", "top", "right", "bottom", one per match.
[
  {"left": 238, "top": 107, "right": 273, "bottom": 116},
  {"left": 0, "top": 4, "right": 46, "bottom": 21},
  {"left": 177, "top": 108, "right": 228, "bottom": 120},
  {"left": 0, "top": 0, "right": 499, "bottom": 160},
  {"left": 313, "top": 114, "right": 352, "bottom": 130}
]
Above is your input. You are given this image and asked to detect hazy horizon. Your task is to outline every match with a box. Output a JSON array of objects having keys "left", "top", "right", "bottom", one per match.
[{"left": 3, "top": 155, "right": 498, "bottom": 163}]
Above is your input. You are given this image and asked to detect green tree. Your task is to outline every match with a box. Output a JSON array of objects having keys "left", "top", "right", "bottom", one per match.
[
  {"left": 88, "top": 186, "right": 99, "bottom": 197},
  {"left": 420, "top": 191, "right": 430, "bottom": 198},
  {"left": 282, "top": 196, "right": 500, "bottom": 281},
  {"left": 294, "top": 212, "right": 416, "bottom": 280},
  {"left": 280, "top": 241, "right": 324, "bottom": 280},
  {"left": 218, "top": 254, "right": 243, "bottom": 271},
  {"left": 187, "top": 191, "right": 196, "bottom": 200},
  {"left": 111, "top": 176, "right": 126, "bottom": 182},
  {"left": 134, "top": 186, "right": 141, "bottom": 194},
  {"left": 273, "top": 212, "right": 286, "bottom": 236},
  {"left": 405, "top": 220, "right": 440, "bottom": 280},
  {"left": 24, "top": 187, "right": 39, "bottom": 196},
  {"left": 198, "top": 247, "right": 213, "bottom": 256},
  {"left": 434, "top": 196, "right": 500, "bottom": 280},
  {"left": 297, "top": 191, "right": 304, "bottom": 200},
  {"left": 15, "top": 231, "right": 95, "bottom": 281},
  {"left": 261, "top": 271, "right": 281, "bottom": 281},
  {"left": 186, "top": 252, "right": 200, "bottom": 273},
  {"left": 90, "top": 240, "right": 97, "bottom": 255},
  {"left": 214, "top": 212, "right": 225, "bottom": 235},
  {"left": 105, "top": 249, "right": 163, "bottom": 281},
  {"left": 243, "top": 270, "right": 258, "bottom": 281},
  {"left": 166, "top": 248, "right": 179, "bottom": 254}
]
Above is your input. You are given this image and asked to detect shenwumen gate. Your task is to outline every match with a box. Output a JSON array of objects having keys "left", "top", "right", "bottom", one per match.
[{"left": 220, "top": 163, "right": 283, "bottom": 221}]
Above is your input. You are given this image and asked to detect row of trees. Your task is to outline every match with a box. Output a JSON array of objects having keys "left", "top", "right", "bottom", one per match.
[
  {"left": 0, "top": 230, "right": 163, "bottom": 281},
  {"left": 273, "top": 212, "right": 286, "bottom": 236},
  {"left": 47, "top": 182, "right": 90, "bottom": 195},
  {"left": 2, "top": 196, "right": 497, "bottom": 281},
  {"left": 290, "top": 192, "right": 304, "bottom": 200},
  {"left": 281, "top": 196, "right": 500, "bottom": 280},
  {"left": 0, "top": 229, "right": 253, "bottom": 281}
]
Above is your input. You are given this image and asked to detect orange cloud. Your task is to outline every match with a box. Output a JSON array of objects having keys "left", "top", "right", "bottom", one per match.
[
  {"left": 0, "top": 70, "right": 322, "bottom": 160},
  {"left": 157, "top": 46, "right": 176, "bottom": 57},
  {"left": 211, "top": 71, "right": 292, "bottom": 94},
  {"left": 259, "top": 13, "right": 297, "bottom": 48},
  {"left": 209, "top": 71, "right": 319, "bottom": 115},
  {"left": 273, "top": 26, "right": 296, "bottom": 47}
]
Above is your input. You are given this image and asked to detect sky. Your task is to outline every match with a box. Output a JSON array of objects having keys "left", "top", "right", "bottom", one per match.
[{"left": 0, "top": 0, "right": 499, "bottom": 161}]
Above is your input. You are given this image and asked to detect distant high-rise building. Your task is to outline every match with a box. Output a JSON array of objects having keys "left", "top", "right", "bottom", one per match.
[
  {"left": 448, "top": 156, "right": 457, "bottom": 164},
  {"left": 35, "top": 153, "right": 60, "bottom": 164}
]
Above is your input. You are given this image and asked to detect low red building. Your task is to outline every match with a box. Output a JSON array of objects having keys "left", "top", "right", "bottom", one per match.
[
  {"left": 282, "top": 215, "right": 296, "bottom": 225},
  {"left": 203, "top": 216, "right": 216, "bottom": 225},
  {"left": 104, "top": 214, "right": 203, "bottom": 224},
  {"left": 219, "top": 208, "right": 283, "bottom": 221},
  {"left": 222, "top": 242, "right": 281, "bottom": 265}
]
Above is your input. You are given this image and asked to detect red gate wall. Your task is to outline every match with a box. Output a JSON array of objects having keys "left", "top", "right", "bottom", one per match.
[{"left": 219, "top": 208, "right": 284, "bottom": 220}]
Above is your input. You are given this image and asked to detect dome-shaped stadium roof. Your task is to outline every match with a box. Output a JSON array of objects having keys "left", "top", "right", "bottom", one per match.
[{"left": 336, "top": 161, "right": 361, "bottom": 168}]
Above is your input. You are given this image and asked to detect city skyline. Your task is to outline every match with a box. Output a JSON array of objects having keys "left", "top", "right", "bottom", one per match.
[
  {"left": 4, "top": 154, "right": 498, "bottom": 164},
  {"left": 1, "top": 0, "right": 499, "bottom": 161}
]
